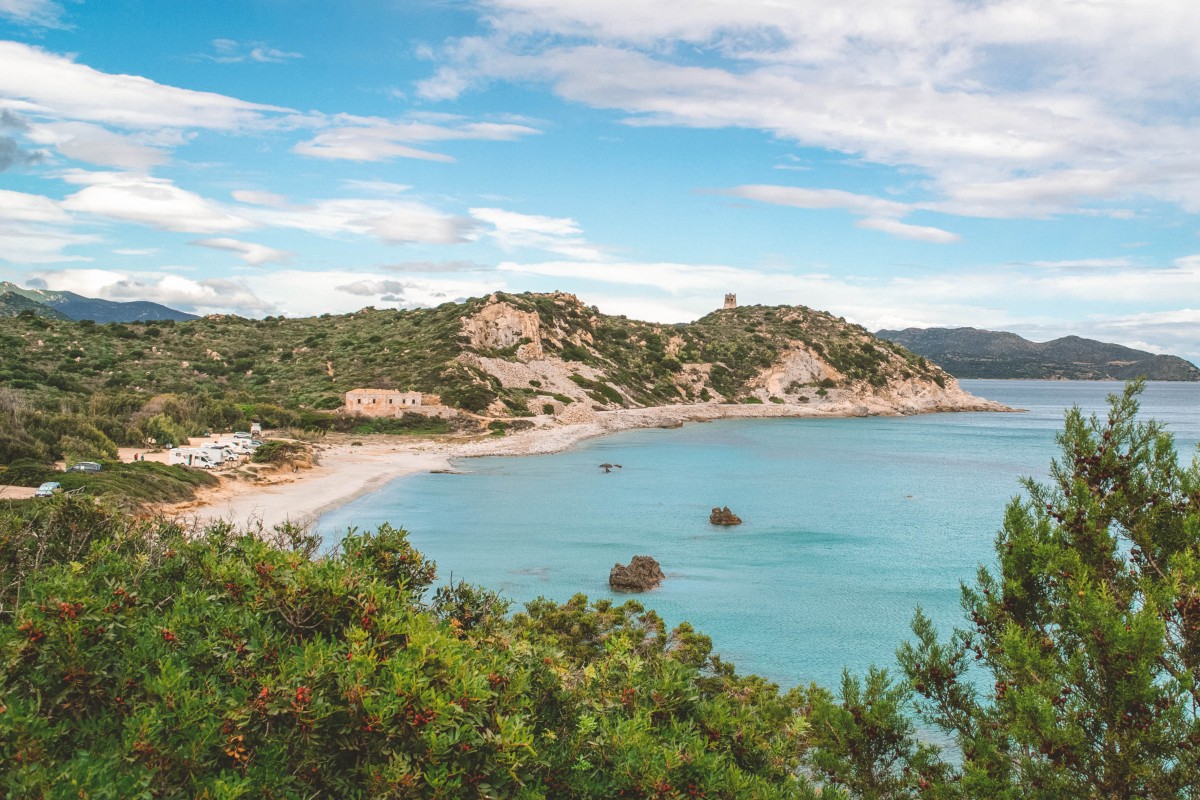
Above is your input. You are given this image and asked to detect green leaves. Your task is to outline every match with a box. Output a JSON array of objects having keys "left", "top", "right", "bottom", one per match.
[
  {"left": 1, "top": 518, "right": 818, "bottom": 798},
  {"left": 894, "top": 382, "right": 1200, "bottom": 798}
]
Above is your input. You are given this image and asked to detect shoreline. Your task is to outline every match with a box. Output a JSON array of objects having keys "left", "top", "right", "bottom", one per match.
[{"left": 173, "top": 390, "right": 1011, "bottom": 533}]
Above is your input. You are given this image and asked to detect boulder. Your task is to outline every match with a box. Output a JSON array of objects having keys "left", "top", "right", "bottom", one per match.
[
  {"left": 709, "top": 506, "right": 743, "bottom": 525},
  {"left": 609, "top": 555, "right": 665, "bottom": 592}
]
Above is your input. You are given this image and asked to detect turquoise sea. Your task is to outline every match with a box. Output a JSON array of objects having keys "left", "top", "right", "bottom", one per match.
[{"left": 318, "top": 381, "right": 1200, "bottom": 690}]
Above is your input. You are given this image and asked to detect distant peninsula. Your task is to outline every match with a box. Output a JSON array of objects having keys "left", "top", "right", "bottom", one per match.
[
  {"left": 0, "top": 281, "right": 197, "bottom": 324},
  {"left": 877, "top": 326, "right": 1200, "bottom": 381}
]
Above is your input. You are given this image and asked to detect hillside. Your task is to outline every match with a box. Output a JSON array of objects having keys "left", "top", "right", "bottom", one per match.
[
  {"left": 877, "top": 326, "right": 1200, "bottom": 381},
  {"left": 0, "top": 281, "right": 197, "bottom": 323},
  {"left": 0, "top": 291, "right": 984, "bottom": 411},
  {"left": 0, "top": 292, "right": 998, "bottom": 465},
  {"left": 0, "top": 291, "right": 71, "bottom": 321}
]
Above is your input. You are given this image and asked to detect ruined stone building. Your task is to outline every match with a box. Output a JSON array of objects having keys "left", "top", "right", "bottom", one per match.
[
  {"left": 723, "top": 293, "right": 737, "bottom": 309},
  {"left": 343, "top": 388, "right": 455, "bottom": 418}
]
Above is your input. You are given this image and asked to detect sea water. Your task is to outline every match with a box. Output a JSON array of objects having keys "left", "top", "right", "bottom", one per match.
[{"left": 318, "top": 381, "right": 1200, "bottom": 690}]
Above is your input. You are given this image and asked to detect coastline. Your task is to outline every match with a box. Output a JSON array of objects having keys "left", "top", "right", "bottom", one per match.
[{"left": 172, "top": 388, "right": 1011, "bottom": 533}]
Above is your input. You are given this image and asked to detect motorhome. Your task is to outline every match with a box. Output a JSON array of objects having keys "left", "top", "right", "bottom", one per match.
[
  {"left": 200, "top": 444, "right": 241, "bottom": 463},
  {"left": 169, "top": 448, "right": 221, "bottom": 468}
]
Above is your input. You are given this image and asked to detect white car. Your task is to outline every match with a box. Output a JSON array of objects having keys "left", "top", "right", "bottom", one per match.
[{"left": 35, "top": 481, "right": 63, "bottom": 497}]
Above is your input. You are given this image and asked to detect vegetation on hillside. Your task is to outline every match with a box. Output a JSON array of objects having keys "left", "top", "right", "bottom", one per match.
[
  {"left": 0, "top": 383, "right": 1195, "bottom": 797},
  {"left": 0, "top": 292, "right": 948, "bottom": 469}
]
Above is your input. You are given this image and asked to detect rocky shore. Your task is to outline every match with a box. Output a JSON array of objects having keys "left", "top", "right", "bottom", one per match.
[{"left": 174, "top": 388, "right": 1012, "bottom": 533}]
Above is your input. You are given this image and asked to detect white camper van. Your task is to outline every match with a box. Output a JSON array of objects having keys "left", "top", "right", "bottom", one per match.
[{"left": 169, "top": 448, "right": 221, "bottom": 468}]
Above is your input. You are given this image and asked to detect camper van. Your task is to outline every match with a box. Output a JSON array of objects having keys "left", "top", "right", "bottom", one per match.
[
  {"left": 200, "top": 444, "right": 241, "bottom": 464},
  {"left": 169, "top": 448, "right": 221, "bottom": 468}
]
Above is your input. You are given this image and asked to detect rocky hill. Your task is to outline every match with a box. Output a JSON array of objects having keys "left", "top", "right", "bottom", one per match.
[
  {"left": 877, "top": 327, "right": 1200, "bottom": 381},
  {"left": 0, "top": 291, "right": 71, "bottom": 321},
  {"left": 0, "top": 292, "right": 997, "bottom": 421},
  {"left": 0, "top": 281, "right": 196, "bottom": 323}
]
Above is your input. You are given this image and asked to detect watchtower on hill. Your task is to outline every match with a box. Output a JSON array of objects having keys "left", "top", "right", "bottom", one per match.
[{"left": 723, "top": 293, "right": 737, "bottom": 309}]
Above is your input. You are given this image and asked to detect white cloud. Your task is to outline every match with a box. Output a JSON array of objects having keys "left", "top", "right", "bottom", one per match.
[
  {"left": 61, "top": 171, "right": 255, "bottom": 234},
  {"left": 113, "top": 248, "right": 158, "bottom": 256},
  {"left": 724, "top": 184, "right": 960, "bottom": 243},
  {"left": 855, "top": 217, "right": 960, "bottom": 244},
  {"left": 204, "top": 39, "right": 302, "bottom": 64},
  {"left": 0, "top": 0, "right": 62, "bottom": 26},
  {"left": 293, "top": 115, "right": 539, "bottom": 162},
  {"left": 471, "top": 207, "right": 606, "bottom": 259},
  {"left": 0, "top": 224, "right": 98, "bottom": 264},
  {"left": 27, "top": 121, "right": 170, "bottom": 168},
  {"left": 0, "top": 41, "right": 289, "bottom": 132},
  {"left": 26, "top": 268, "right": 273, "bottom": 315},
  {"left": 248, "top": 197, "right": 476, "bottom": 245},
  {"left": 422, "top": 1, "right": 1200, "bottom": 221},
  {"left": 0, "top": 188, "right": 68, "bottom": 223},
  {"left": 190, "top": 237, "right": 291, "bottom": 266},
  {"left": 1025, "top": 258, "right": 1136, "bottom": 270},
  {"left": 230, "top": 189, "right": 291, "bottom": 208}
]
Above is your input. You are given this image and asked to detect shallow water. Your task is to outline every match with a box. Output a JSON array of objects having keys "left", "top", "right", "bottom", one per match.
[{"left": 318, "top": 380, "right": 1200, "bottom": 689}]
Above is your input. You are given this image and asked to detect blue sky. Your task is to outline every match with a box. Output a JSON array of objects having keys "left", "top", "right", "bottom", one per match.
[{"left": 1, "top": 0, "right": 1198, "bottom": 363}]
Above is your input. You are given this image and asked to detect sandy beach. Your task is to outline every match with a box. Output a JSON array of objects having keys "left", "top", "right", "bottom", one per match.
[{"left": 172, "top": 388, "right": 1010, "bottom": 533}]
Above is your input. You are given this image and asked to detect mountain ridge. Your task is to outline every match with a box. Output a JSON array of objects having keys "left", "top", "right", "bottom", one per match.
[
  {"left": 0, "top": 281, "right": 197, "bottom": 324},
  {"left": 877, "top": 326, "right": 1200, "bottom": 381}
]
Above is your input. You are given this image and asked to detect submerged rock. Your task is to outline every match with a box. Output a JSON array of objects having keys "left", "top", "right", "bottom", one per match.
[
  {"left": 709, "top": 506, "right": 743, "bottom": 526},
  {"left": 609, "top": 555, "right": 665, "bottom": 592}
]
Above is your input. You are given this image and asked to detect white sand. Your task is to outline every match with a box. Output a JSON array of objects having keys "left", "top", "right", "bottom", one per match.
[{"left": 173, "top": 388, "right": 1012, "bottom": 534}]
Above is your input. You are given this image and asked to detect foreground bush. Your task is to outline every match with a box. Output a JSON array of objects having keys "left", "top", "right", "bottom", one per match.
[{"left": 0, "top": 519, "right": 814, "bottom": 798}]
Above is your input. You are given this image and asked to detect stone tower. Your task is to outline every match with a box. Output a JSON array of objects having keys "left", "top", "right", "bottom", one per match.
[{"left": 723, "top": 293, "right": 737, "bottom": 309}]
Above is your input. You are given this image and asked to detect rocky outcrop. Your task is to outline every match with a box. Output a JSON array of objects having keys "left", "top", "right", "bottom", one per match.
[
  {"left": 609, "top": 555, "right": 665, "bottom": 592},
  {"left": 460, "top": 296, "right": 543, "bottom": 358},
  {"left": 710, "top": 507, "right": 743, "bottom": 525}
]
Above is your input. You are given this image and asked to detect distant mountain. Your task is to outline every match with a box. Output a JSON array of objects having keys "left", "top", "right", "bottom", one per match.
[
  {"left": 0, "top": 291, "right": 71, "bottom": 321},
  {"left": 0, "top": 282, "right": 196, "bottom": 323},
  {"left": 877, "top": 327, "right": 1200, "bottom": 381}
]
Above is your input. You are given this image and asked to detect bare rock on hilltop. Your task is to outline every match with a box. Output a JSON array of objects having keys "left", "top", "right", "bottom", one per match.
[
  {"left": 710, "top": 506, "right": 743, "bottom": 525},
  {"left": 609, "top": 555, "right": 666, "bottom": 592}
]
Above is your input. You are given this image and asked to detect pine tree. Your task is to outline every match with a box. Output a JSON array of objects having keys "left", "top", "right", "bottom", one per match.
[{"left": 899, "top": 381, "right": 1200, "bottom": 798}]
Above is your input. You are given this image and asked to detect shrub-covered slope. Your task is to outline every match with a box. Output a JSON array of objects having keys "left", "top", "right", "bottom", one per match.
[{"left": 0, "top": 292, "right": 953, "bottom": 412}]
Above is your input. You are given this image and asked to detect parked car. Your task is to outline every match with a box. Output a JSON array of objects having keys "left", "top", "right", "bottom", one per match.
[
  {"left": 67, "top": 461, "right": 103, "bottom": 473},
  {"left": 233, "top": 431, "right": 252, "bottom": 439},
  {"left": 35, "top": 481, "right": 62, "bottom": 497}
]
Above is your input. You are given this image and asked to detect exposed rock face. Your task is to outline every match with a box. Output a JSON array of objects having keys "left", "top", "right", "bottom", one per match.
[
  {"left": 460, "top": 296, "right": 543, "bottom": 358},
  {"left": 710, "top": 506, "right": 743, "bottom": 525},
  {"left": 609, "top": 555, "right": 665, "bottom": 592}
]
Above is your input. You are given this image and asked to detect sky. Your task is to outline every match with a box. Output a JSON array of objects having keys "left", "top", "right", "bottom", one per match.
[{"left": 1, "top": 0, "right": 1198, "bottom": 364}]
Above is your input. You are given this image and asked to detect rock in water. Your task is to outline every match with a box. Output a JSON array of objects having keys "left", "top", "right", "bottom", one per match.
[
  {"left": 710, "top": 506, "right": 743, "bottom": 525},
  {"left": 609, "top": 556, "right": 666, "bottom": 592}
]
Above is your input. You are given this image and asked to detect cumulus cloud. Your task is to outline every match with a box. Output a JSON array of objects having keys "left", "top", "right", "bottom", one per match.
[
  {"left": 336, "top": 279, "right": 414, "bottom": 297},
  {"left": 190, "top": 237, "right": 291, "bottom": 266}
]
